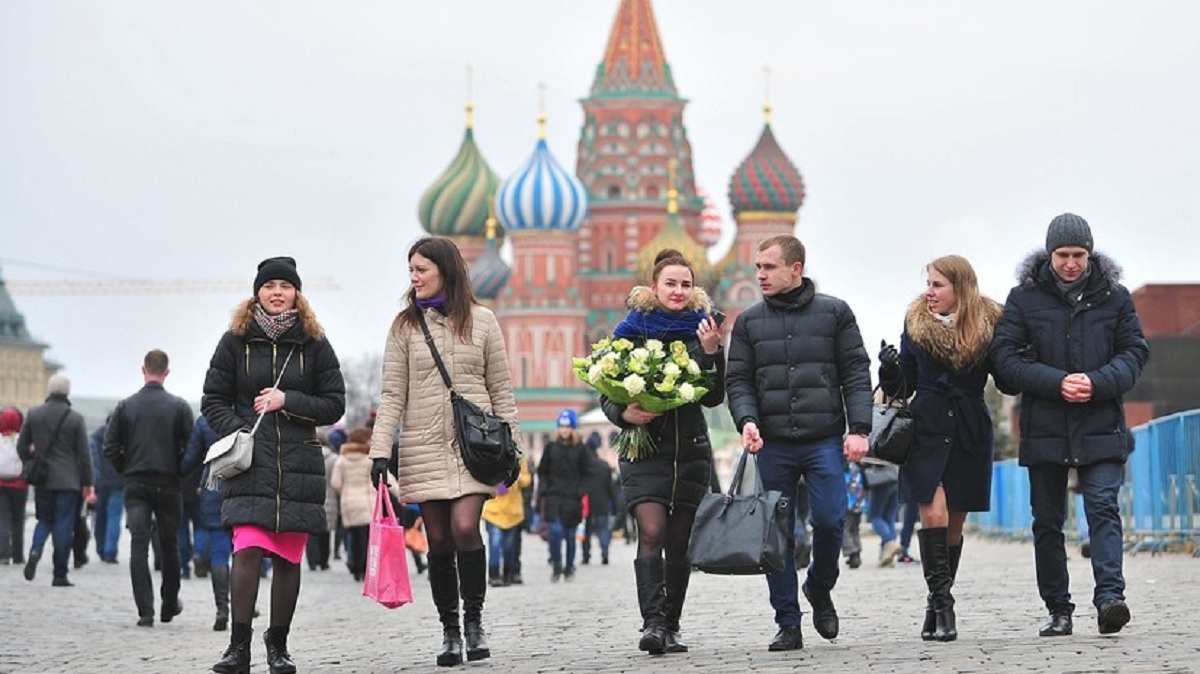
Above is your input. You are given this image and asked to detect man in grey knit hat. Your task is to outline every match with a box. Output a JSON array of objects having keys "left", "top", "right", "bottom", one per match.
[{"left": 991, "top": 213, "right": 1149, "bottom": 638}]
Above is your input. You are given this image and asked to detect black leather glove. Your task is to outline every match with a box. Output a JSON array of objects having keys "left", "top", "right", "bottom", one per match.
[
  {"left": 878, "top": 339, "right": 900, "bottom": 377},
  {"left": 371, "top": 458, "right": 390, "bottom": 489}
]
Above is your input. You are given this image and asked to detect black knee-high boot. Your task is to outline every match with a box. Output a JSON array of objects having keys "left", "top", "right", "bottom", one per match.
[
  {"left": 918, "top": 528, "right": 957, "bottom": 642},
  {"left": 212, "top": 622, "right": 252, "bottom": 674},
  {"left": 457, "top": 549, "right": 490, "bottom": 661},
  {"left": 428, "top": 552, "right": 462, "bottom": 667},
  {"left": 633, "top": 557, "right": 666, "bottom": 655},
  {"left": 662, "top": 560, "right": 691, "bottom": 653},
  {"left": 211, "top": 565, "right": 230, "bottom": 632}
]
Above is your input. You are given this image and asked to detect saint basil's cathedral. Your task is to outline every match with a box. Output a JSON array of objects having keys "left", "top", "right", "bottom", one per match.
[{"left": 417, "top": 0, "right": 805, "bottom": 448}]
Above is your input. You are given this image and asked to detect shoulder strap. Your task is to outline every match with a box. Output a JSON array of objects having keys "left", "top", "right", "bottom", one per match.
[
  {"left": 248, "top": 345, "right": 296, "bottom": 436},
  {"left": 416, "top": 311, "right": 454, "bottom": 392}
]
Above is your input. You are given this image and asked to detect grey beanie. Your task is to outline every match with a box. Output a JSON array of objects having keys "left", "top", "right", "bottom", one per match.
[{"left": 1045, "top": 213, "right": 1093, "bottom": 253}]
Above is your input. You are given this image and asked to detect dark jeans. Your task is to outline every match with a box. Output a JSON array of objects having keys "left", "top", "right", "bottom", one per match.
[
  {"left": 756, "top": 436, "right": 846, "bottom": 627},
  {"left": 125, "top": 480, "right": 182, "bottom": 618},
  {"left": 581, "top": 513, "right": 613, "bottom": 561},
  {"left": 486, "top": 523, "right": 520, "bottom": 574},
  {"left": 1029, "top": 461, "right": 1126, "bottom": 613},
  {"left": 868, "top": 482, "right": 899, "bottom": 546},
  {"left": 0, "top": 486, "right": 28, "bottom": 562},
  {"left": 899, "top": 493, "right": 919, "bottom": 552},
  {"left": 345, "top": 525, "right": 368, "bottom": 578},
  {"left": 178, "top": 497, "right": 205, "bottom": 574},
  {"left": 32, "top": 488, "right": 80, "bottom": 580},
  {"left": 546, "top": 518, "right": 576, "bottom": 572},
  {"left": 94, "top": 487, "right": 124, "bottom": 561}
]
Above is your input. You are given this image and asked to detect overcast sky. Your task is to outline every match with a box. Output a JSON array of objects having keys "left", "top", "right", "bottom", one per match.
[{"left": 3, "top": 1, "right": 1199, "bottom": 402}]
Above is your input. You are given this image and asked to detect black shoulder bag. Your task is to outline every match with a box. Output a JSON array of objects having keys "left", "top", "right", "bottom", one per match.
[
  {"left": 23, "top": 408, "right": 70, "bottom": 487},
  {"left": 866, "top": 368, "right": 913, "bottom": 466},
  {"left": 416, "top": 312, "right": 521, "bottom": 488}
]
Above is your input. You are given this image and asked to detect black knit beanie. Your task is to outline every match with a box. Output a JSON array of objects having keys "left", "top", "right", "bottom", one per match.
[
  {"left": 1045, "top": 213, "right": 1093, "bottom": 254},
  {"left": 254, "top": 256, "right": 302, "bottom": 294}
]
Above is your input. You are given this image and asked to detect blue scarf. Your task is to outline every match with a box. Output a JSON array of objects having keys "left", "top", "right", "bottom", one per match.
[
  {"left": 613, "top": 308, "right": 708, "bottom": 342},
  {"left": 416, "top": 296, "right": 447, "bottom": 314}
]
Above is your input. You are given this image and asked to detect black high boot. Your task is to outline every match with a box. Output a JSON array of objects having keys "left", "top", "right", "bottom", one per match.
[
  {"left": 917, "top": 530, "right": 936, "bottom": 641},
  {"left": 212, "top": 565, "right": 230, "bottom": 631},
  {"left": 428, "top": 552, "right": 463, "bottom": 667},
  {"left": 633, "top": 557, "right": 667, "bottom": 655},
  {"left": 457, "top": 549, "right": 491, "bottom": 662},
  {"left": 919, "top": 528, "right": 957, "bottom": 642},
  {"left": 212, "top": 622, "right": 252, "bottom": 674},
  {"left": 263, "top": 626, "right": 297, "bottom": 674},
  {"left": 662, "top": 560, "right": 691, "bottom": 653}
]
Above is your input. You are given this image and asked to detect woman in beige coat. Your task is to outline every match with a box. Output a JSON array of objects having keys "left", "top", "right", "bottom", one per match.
[{"left": 369, "top": 236, "right": 520, "bottom": 667}]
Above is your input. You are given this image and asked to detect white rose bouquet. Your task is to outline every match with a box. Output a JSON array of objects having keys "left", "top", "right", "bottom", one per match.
[{"left": 572, "top": 336, "right": 711, "bottom": 460}]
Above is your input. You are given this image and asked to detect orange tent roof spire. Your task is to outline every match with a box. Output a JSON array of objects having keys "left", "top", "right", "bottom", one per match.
[{"left": 590, "top": 0, "right": 677, "bottom": 97}]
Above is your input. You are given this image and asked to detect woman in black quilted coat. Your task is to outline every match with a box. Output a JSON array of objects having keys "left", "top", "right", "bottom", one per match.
[
  {"left": 202, "top": 256, "right": 345, "bottom": 674},
  {"left": 600, "top": 249, "right": 725, "bottom": 656}
]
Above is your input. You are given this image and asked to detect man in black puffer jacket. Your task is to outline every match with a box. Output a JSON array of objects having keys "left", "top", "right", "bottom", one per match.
[
  {"left": 104, "top": 349, "right": 196, "bottom": 626},
  {"left": 992, "top": 214, "right": 1148, "bottom": 639},
  {"left": 726, "top": 235, "right": 873, "bottom": 652}
]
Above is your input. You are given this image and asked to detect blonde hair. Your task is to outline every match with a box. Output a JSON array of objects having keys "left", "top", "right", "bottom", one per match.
[{"left": 928, "top": 255, "right": 986, "bottom": 354}]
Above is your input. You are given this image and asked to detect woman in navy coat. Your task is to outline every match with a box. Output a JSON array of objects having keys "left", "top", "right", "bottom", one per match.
[{"left": 879, "top": 255, "right": 1009, "bottom": 643}]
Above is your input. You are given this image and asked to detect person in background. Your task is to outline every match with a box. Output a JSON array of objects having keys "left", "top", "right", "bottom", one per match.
[
  {"left": 17, "top": 374, "right": 95, "bottom": 587},
  {"left": 580, "top": 434, "right": 617, "bottom": 566},
  {"left": 0, "top": 407, "right": 29, "bottom": 566},
  {"left": 600, "top": 248, "right": 725, "bottom": 655},
  {"left": 89, "top": 414, "right": 124, "bottom": 564},
  {"left": 481, "top": 453, "right": 533, "bottom": 586},
  {"left": 104, "top": 349, "right": 196, "bottom": 626},
  {"left": 991, "top": 214, "right": 1148, "bottom": 637},
  {"left": 306, "top": 427, "right": 338, "bottom": 572},
  {"left": 793, "top": 478, "right": 811, "bottom": 570},
  {"left": 368, "top": 236, "right": 520, "bottom": 667},
  {"left": 842, "top": 464, "right": 864, "bottom": 570},
  {"left": 185, "top": 415, "right": 221, "bottom": 576},
  {"left": 331, "top": 427, "right": 399, "bottom": 582},
  {"left": 861, "top": 461, "right": 901, "bottom": 567},
  {"left": 537, "top": 410, "right": 589, "bottom": 583},
  {"left": 202, "top": 256, "right": 346, "bottom": 673},
  {"left": 896, "top": 492, "right": 921, "bottom": 565},
  {"left": 726, "top": 235, "right": 873, "bottom": 652}
]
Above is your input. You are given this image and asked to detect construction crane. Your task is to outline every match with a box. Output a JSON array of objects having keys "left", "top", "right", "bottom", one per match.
[{"left": 5, "top": 276, "right": 340, "bottom": 296}]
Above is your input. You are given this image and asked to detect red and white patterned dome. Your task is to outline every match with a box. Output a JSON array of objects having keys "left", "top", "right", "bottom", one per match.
[{"left": 696, "top": 187, "right": 723, "bottom": 248}]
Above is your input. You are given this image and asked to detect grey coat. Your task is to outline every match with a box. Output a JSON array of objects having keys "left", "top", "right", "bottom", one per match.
[{"left": 17, "top": 395, "right": 93, "bottom": 491}]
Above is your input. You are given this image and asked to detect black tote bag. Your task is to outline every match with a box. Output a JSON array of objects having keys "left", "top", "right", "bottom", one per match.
[{"left": 688, "top": 451, "right": 790, "bottom": 575}]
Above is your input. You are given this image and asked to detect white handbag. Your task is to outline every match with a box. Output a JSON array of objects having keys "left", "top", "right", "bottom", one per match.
[{"left": 205, "top": 346, "right": 295, "bottom": 489}]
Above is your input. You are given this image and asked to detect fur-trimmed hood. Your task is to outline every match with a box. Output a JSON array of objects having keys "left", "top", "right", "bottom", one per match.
[
  {"left": 905, "top": 295, "right": 1003, "bottom": 373},
  {"left": 625, "top": 285, "right": 713, "bottom": 313},
  {"left": 1017, "top": 250, "right": 1123, "bottom": 290}
]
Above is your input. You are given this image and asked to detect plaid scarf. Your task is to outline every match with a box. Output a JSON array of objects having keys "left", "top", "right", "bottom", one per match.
[{"left": 253, "top": 304, "right": 299, "bottom": 341}]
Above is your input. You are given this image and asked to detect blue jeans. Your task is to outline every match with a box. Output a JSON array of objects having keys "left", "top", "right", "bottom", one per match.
[
  {"left": 756, "top": 436, "right": 846, "bottom": 627},
  {"left": 899, "top": 493, "right": 919, "bottom": 552},
  {"left": 1029, "top": 461, "right": 1125, "bottom": 613},
  {"left": 94, "top": 487, "right": 124, "bottom": 561},
  {"left": 204, "top": 528, "right": 232, "bottom": 567},
  {"left": 868, "top": 483, "right": 899, "bottom": 547},
  {"left": 32, "top": 488, "right": 81, "bottom": 581},
  {"left": 178, "top": 498, "right": 204, "bottom": 574},
  {"left": 545, "top": 518, "right": 576, "bottom": 572},
  {"left": 582, "top": 513, "right": 613, "bottom": 562},
  {"left": 486, "top": 523, "right": 520, "bottom": 575}
]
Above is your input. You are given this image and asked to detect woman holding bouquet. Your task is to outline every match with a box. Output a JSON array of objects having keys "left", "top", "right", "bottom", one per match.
[{"left": 600, "top": 248, "right": 725, "bottom": 655}]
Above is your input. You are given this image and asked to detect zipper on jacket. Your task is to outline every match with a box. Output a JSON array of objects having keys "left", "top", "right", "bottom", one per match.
[{"left": 273, "top": 342, "right": 283, "bottom": 532}]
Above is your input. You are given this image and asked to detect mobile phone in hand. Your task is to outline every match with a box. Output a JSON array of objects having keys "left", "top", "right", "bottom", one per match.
[{"left": 712, "top": 310, "right": 726, "bottom": 327}]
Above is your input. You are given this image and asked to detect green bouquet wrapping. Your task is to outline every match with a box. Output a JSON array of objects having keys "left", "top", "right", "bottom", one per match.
[{"left": 572, "top": 337, "right": 711, "bottom": 461}]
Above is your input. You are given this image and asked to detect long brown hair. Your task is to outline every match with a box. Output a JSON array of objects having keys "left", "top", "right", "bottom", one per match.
[
  {"left": 928, "top": 255, "right": 986, "bottom": 353},
  {"left": 398, "top": 236, "right": 477, "bottom": 342}
]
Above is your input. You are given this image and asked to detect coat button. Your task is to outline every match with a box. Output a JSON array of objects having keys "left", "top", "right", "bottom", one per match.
[
  {"left": 789, "top": 366, "right": 795, "bottom": 371},
  {"left": 944, "top": 438, "right": 950, "bottom": 444},
  {"left": 948, "top": 410, "right": 954, "bottom": 417}
]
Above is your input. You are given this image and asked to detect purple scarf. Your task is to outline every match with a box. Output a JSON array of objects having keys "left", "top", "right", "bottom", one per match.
[{"left": 416, "top": 296, "right": 447, "bottom": 314}]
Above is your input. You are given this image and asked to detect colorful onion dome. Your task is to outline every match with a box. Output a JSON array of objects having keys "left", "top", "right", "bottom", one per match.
[
  {"left": 696, "top": 187, "right": 723, "bottom": 248},
  {"left": 728, "top": 110, "right": 805, "bottom": 215},
  {"left": 419, "top": 117, "right": 502, "bottom": 238},
  {"left": 470, "top": 218, "right": 511, "bottom": 300},
  {"left": 495, "top": 123, "right": 588, "bottom": 232}
]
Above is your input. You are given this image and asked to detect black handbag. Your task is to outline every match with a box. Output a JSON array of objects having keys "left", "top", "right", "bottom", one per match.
[
  {"left": 417, "top": 313, "right": 521, "bottom": 488},
  {"left": 867, "top": 375, "right": 913, "bottom": 465},
  {"left": 688, "top": 450, "right": 790, "bottom": 575},
  {"left": 23, "top": 408, "right": 70, "bottom": 487}
]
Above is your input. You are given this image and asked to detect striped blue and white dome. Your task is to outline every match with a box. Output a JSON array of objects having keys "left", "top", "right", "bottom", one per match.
[{"left": 495, "top": 139, "right": 588, "bottom": 232}]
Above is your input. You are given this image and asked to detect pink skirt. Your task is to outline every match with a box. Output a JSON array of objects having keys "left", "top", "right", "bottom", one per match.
[{"left": 232, "top": 525, "right": 309, "bottom": 564}]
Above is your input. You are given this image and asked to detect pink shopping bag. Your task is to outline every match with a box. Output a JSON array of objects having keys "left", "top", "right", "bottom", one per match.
[{"left": 362, "top": 481, "right": 412, "bottom": 609}]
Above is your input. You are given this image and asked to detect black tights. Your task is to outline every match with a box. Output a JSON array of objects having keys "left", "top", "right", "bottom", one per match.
[
  {"left": 421, "top": 495, "right": 486, "bottom": 555},
  {"left": 633, "top": 502, "right": 695, "bottom": 563},
  {"left": 230, "top": 547, "right": 301, "bottom": 628}
]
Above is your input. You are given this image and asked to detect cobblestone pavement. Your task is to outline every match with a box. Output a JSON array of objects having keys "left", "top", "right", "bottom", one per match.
[{"left": 3, "top": 517, "right": 1198, "bottom": 674}]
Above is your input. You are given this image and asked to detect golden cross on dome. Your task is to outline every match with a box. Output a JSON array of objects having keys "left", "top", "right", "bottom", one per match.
[
  {"left": 465, "top": 64, "right": 475, "bottom": 129},
  {"left": 537, "top": 81, "right": 547, "bottom": 140},
  {"left": 763, "top": 64, "right": 773, "bottom": 125}
]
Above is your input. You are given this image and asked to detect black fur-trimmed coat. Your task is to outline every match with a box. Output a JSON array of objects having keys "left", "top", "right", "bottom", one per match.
[{"left": 991, "top": 251, "right": 1149, "bottom": 467}]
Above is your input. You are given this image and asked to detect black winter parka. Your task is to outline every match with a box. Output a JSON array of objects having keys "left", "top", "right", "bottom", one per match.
[
  {"left": 727, "top": 279, "right": 873, "bottom": 443},
  {"left": 201, "top": 320, "right": 345, "bottom": 534},
  {"left": 991, "top": 251, "right": 1148, "bottom": 467}
]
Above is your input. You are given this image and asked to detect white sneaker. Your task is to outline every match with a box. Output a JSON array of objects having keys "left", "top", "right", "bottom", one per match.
[{"left": 879, "top": 541, "right": 901, "bottom": 567}]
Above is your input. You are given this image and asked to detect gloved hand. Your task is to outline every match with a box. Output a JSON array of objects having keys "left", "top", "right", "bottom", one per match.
[
  {"left": 878, "top": 339, "right": 900, "bottom": 377},
  {"left": 371, "top": 458, "right": 390, "bottom": 489}
]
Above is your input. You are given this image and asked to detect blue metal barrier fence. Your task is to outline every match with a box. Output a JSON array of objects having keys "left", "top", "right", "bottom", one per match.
[{"left": 968, "top": 409, "right": 1200, "bottom": 554}]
